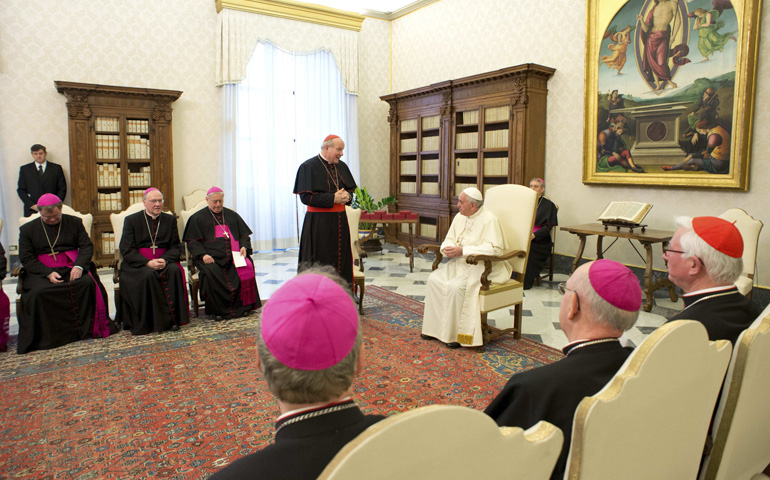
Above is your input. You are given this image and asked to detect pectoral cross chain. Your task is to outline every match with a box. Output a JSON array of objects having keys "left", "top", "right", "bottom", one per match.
[{"left": 48, "top": 249, "right": 57, "bottom": 261}]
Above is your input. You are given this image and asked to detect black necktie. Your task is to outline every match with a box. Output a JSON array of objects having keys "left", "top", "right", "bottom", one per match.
[{"left": 38, "top": 165, "right": 43, "bottom": 176}]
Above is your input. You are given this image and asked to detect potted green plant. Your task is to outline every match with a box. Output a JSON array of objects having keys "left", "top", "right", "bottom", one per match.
[{"left": 351, "top": 187, "right": 397, "bottom": 252}]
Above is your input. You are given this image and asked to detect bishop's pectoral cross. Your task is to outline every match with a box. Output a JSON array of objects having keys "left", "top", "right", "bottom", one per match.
[
  {"left": 223, "top": 231, "right": 230, "bottom": 239},
  {"left": 151, "top": 244, "right": 158, "bottom": 255},
  {"left": 48, "top": 249, "right": 57, "bottom": 261}
]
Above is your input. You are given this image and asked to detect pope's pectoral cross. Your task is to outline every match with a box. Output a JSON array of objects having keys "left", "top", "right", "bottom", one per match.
[
  {"left": 151, "top": 244, "right": 158, "bottom": 255},
  {"left": 223, "top": 231, "right": 230, "bottom": 239},
  {"left": 48, "top": 249, "right": 57, "bottom": 261}
]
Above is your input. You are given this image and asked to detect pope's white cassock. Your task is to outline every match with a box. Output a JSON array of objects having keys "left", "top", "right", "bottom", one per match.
[{"left": 422, "top": 206, "right": 511, "bottom": 347}]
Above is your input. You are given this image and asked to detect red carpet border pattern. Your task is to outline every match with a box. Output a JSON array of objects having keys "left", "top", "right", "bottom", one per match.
[{"left": 0, "top": 286, "right": 563, "bottom": 479}]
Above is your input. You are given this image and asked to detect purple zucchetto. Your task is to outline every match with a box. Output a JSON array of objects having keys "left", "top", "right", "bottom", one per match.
[
  {"left": 261, "top": 274, "right": 359, "bottom": 371},
  {"left": 207, "top": 186, "right": 223, "bottom": 195},
  {"left": 144, "top": 187, "right": 159, "bottom": 196},
  {"left": 588, "top": 259, "right": 642, "bottom": 312},
  {"left": 37, "top": 194, "right": 62, "bottom": 206}
]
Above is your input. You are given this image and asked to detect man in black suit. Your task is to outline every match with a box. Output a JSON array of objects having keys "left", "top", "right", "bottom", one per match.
[
  {"left": 484, "top": 259, "right": 642, "bottom": 480},
  {"left": 17, "top": 144, "right": 67, "bottom": 217},
  {"left": 211, "top": 268, "right": 384, "bottom": 480}
]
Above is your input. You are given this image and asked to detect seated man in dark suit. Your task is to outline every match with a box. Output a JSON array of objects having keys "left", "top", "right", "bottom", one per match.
[
  {"left": 211, "top": 268, "right": 384, "bottom": 480},
  {"left": 663, "top": 216, "right": 760, "bottom": 344},
  {"left": 17, "top": 144, "right": 67, "bottom": 217},
  {"left": 484, "top": 259, "right": 642, "bottom": 480}
]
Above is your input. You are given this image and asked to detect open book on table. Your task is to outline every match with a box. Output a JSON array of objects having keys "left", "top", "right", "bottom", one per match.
[{"left": 597, "top": 202, "right": 652, "bottom": 226}]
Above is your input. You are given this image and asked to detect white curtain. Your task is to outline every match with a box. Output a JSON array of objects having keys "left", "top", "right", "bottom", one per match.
[
  {"left": 222, "top": 42, "right": 360, "bottom": 252},
  {"left": 217, "top": 9, "right": 359, "bottom": 94}
]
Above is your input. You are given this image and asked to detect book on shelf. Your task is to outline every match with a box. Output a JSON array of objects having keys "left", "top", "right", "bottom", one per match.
[
  {"left": 483, "top": 157, "right": 508, "bottom": 175},
  {"left": 420, "top": 223, "right": 437, "bottom": 238},
  {"left": 455, "top": 132, "right": 478, "bottom": 150},
  {"left": 484, "top": 129, "right": 509, "bottom": 149},
  {"left": 400, "top": 118, "right": 418, "bottom": 132},
  {"left": 460, "top": 110, "right": 479, "bottom": 125},
  {"left": 597, "top": 202, "right": 653, "bottom": 226},
  {"left": 455, "top": 158, "right": 477, "bottom": 176},
  {"left": 400, "top": 138, "right": 418, "bottom": 153},
  {"left": 421, "top": 115, "right": 440, "bottom": 130},
  {"left": 421, "top": 182, "right": 439, "bottom": 195},
  {"left": 421, "top": 136, "right": 439, "bottom": 151},
  {"left": 422, "top": 159, "right": 440, "bottom": 175},
  {"left": 400, "top": 181, "right": 417, "bottom": 194},
  {"left": 484, "top": 105, "right": 509, "bottom": 122},
  {"left": 400, "top": 161, "right": 417, "bottom": 175}
]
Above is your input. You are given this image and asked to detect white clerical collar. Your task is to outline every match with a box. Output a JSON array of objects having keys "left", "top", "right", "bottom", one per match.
[
  {"left": 145, "top": 211, "right": 160, "bottom": 220},
  {"left": 682, "top": 285, "right": 736, "bottom": 298},
  {"left": 318, "top": 153, "right": 332, "bottom": 164},
  {"left": 277, "top": 396, "right": 353, "bottom": 421}
]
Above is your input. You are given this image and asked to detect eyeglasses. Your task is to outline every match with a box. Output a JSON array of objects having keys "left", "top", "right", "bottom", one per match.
[
  {"left": 558, "top": 282, "right": 580, "bottom": 311},
  {"left": 662, "top": 247, "right": 687, "bottom": 255},
  {"left": 145, "top": 199, "right": 164, "bottom": 204}
]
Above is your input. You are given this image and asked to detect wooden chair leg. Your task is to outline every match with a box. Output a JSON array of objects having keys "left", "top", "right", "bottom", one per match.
[
  {"left": 548, "top": 251, "right": 554, "bottom": 282},
  {"left": 513, "top": 303, "right": 522, "bottom": 340},
  {"left": 191, "top": 282, "right": 199, "bottom": 317},
  {"left": 358, "top": 281, "right": 365, "bottom": 315}
]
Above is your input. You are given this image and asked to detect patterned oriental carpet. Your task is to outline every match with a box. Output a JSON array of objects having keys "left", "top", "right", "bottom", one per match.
[{"left": 0, "top": 286, "right": 563, "bottom": 479}]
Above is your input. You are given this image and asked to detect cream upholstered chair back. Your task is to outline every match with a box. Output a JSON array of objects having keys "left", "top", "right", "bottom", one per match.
[
  {"left": 344, "top": 206, "right": 365, "bottom": 314},
  {"left": 565, "top": 321, "right": 732, "bottom": 480},
  {"left": 20, "top": 205, "right": 94, "bottom": 238},
  {"left": 345, "top": 207, "right": 362, "bottom": 263},
  {"left": 717, "top": 208, "right": 763, "bottom": 296},
  {"left": 0, "top": 218, "right": 3, "bottom": 238},
  {"left": 483, "top": 184, "right": 537, "bottom": 277},
  {"left": 179, "top": 200, "right": 207, "bottom": 236},
  {"left": 109, "top": 203, "right": 146, "bottom": 251},
  {"left": 700, "top": 308, "right": 770, "bottom": 480},
  {"left": 183, "top": 189, "right": 207, "bottom": 211},
  {"left": 319, "top": 405, "right": 563, "bottom": 480}
]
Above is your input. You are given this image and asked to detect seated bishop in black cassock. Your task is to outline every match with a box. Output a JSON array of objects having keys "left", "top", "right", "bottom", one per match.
[
  {"left": 17, "top": 194, "right": 113, "bottom": 354},
  {"left": 182, "top": 186, "right": 261, "bottom": 319},
  {"left": 117, "top": 188, "right": 189, "bottom": 334}
]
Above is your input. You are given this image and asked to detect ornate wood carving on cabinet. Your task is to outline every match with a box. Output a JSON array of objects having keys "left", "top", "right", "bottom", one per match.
[
  {"left": 55, "top": 81, "right": 182, "bottom": 264},
  {"left": 380, "top": 64, "right": 554, "bottom": 244}
]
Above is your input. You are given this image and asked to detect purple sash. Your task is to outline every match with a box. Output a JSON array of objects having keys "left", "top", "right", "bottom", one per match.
[
  {"left": 37, "top": 250, "right": 110, "bottom": 338},
  {"left": 138, "top": 247, "right": 190, "bottom": 312},
  {"left": 215, "top": 225, "right": 256, "bottom": 305}
]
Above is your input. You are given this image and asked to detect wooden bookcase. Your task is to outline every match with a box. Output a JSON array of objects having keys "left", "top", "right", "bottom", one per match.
[
  {"left": 55, "top": 81, "right": 182, "bottom": 264},
  {"left": 380, "top": 64, "right": 554, "bottom": 244}
]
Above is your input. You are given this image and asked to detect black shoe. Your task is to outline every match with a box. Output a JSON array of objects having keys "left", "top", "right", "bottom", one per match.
[
  {"left": 171, "top": 325, "right": 180, "bottom": 331},
  {"left": 214, "top": 315, "right": 224, "bottom": 322},
  {"left": 420, "top": 333, "right": 434, "bottom": 340},
  {"left": 446, "top": 342, "right": 461, "bottom": 349}
]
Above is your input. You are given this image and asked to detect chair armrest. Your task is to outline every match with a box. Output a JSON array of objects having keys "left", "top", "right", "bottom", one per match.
[
  {"left": 12, "top": 266, "right": 23, "bottom": 295},
  {"left": 418, "top": 244, "right": 443, "bottom": 271},
  {"left": 110, "top": 253, "right": 121, "bottom": 283},
  {"left": 466, "top": 250, "right": 526, "bottom": 289}
]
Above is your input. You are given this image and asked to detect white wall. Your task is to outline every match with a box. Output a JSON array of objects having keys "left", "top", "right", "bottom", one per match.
[
  {"left": 386, "top": 0, "right": 770, "bottom": 284},
  {"left": 0, "top": 0, "right": 221, "bottom": 246}
]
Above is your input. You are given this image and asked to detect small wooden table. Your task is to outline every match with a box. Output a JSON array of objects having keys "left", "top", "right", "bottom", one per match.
[
  {"left": 360, "top": 218, "right": 418, "bottom": 272},
  {"left": 560, "top": 223, "right": 678, "bottom": 312}
]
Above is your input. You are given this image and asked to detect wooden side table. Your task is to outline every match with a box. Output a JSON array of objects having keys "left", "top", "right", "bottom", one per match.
[
  {"left": 360, "top": 218, "right": 418, "bottom": 272},
  {"left": 560, "top": 223, "right": 678, "bottom": 312}
]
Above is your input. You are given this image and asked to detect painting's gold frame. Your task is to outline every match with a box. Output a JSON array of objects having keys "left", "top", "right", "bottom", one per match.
[{"left": 583, "top": 0, "right": 762, "bottom": 190}]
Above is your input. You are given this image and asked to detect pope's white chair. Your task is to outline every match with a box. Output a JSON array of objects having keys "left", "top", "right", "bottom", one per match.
[
  {"left": 699, "top": 307, "right": 770, "bottom": 480},
  {"left": 718, "top": 208, "right": 763, "bottom": 298},
  {"left": 182, "top": 189, "right": 207, "bottom": 211},
  {"left": 345, "top": 206, "right": 365, "bottom": 315},
  {"left": 419, "top": 184, "right": 537, "bottom": 343},
  {"left": 319, "top": 405, "right": 563, "bottom": 480},
  {"left": 565, "top": 320, "right": 732, "bottom": 479},
  {"left": 179, "top": 200, "right": 208, "bottom": 317}
]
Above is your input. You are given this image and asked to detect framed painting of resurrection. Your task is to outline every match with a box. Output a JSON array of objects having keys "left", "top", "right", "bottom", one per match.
[{"left": 583, "top": 0, "right": 762, "bottom": 190}]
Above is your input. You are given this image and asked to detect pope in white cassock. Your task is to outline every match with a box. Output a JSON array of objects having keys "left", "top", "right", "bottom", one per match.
[{"left": 421, "top": 187, "right": 511, "bottom": 348}]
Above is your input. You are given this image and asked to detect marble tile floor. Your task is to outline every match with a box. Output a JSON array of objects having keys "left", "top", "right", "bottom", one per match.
[{"left": 1, "top": 246, "right": 682, "bottom": 350}]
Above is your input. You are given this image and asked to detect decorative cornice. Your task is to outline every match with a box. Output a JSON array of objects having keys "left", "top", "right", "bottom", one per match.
[
  {"left": 215, "top": 0, "right": 365, "bottom": 31},
  {"left": 55, "top": 81, "right": 182, "bottom": 103}
]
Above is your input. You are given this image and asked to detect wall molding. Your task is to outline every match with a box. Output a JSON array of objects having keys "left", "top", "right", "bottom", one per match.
[{"left": 215, "top": 0, "right": 365, "bottom": 31}]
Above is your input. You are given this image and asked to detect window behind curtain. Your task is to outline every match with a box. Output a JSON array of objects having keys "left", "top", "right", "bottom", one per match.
[{"left": 223, "top": 41, "right": 359, "bottom": 252}]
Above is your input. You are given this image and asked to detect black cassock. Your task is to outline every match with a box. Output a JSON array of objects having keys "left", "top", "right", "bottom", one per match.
[
  {"left": 118, "top": 211, "right": 189, "bottom": 334},
  {"left": 484, "top": 341, "right": 632, "bottom": 480},
  {"left": 183, "top": 207, "right": 261, "bottom": 318},
  {"left": 523, "top": 195, "right": 558, "bottom": 289},
  {"left": 668, "top": 286, "right": 760, "bottom": 345},
  {"left": 293, "top": 155, "right": 357, "bottom": 286},
  {"left": 18, "top": 215, "right": 113, "bottom": 354}
]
